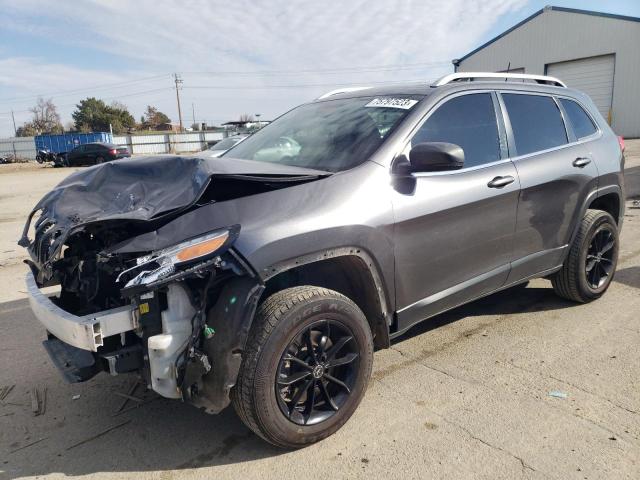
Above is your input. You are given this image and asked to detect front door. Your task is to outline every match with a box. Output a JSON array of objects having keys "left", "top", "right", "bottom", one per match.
[{"left": 392, "top": 92, "right": 520, "bottom": 332}]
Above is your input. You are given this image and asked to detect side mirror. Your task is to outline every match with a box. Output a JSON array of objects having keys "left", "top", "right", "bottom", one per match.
[{"left": 409, "top": 142, "right": 464, "bottom": 172}]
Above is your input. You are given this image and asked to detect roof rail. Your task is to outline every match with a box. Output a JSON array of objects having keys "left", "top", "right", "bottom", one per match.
[
  {"left": 317, "top": 86, "right": 372, "bottom": 100},
  {"left": 432, "top": 72, "right": 566, "bottom": 88}
]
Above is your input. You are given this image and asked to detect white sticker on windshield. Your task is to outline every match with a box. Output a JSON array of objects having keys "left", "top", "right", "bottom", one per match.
[{"left": 364, "top": 97, "right": 418, "bottom": 109}]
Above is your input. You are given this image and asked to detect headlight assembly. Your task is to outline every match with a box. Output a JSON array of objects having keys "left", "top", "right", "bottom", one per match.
[{"left": 118, "top": 228, "right": 236, "bottom": 289}]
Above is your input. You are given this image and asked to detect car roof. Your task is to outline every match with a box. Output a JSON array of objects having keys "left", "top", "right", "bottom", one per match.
[
  {"left": 313, "top": 80, "right": 581, "bottom": 102},
  {"left": 80, "top": 142, "right": 119, "bottom": 147}
]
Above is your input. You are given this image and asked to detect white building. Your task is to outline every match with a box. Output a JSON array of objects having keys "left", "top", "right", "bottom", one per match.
[{"left": 453, "top": 6, "right": 640, "bottom": 137}]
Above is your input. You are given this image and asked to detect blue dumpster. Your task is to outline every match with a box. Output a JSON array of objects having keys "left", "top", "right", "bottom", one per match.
[{"left": 35, "top": 132, "right": 113, "bottom": 154}]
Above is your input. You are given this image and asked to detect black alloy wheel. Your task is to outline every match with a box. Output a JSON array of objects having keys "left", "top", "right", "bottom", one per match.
[
  {"left": 585, "top": 227, "right": 616, "bottom": 289},
  {"left": 552, "top": 209, "right": 619, "bottom": 302},
  {"left": 231, "top": 286, "right": 373, "bottom": 448},
  {"left": 276, "top": 319, "right": 359, "bottom": 426}
]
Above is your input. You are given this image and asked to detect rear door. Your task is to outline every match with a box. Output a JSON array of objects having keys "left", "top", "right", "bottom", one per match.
[
  {"left": 499, "top": 92, "right": 599, "bottom": 282},
  {"left": 392, "top": 91, "right": 520, "bottom": 331}
]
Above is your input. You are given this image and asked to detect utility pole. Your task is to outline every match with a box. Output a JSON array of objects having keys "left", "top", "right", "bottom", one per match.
[
  {"left": 173, "top": 73, "right": 184, "bottom": 132},
  {"left": 11, "top": 110, "right": 17, "bottom": 136},
  {"left": 192, "top": 103, "right": 196, "bottom": 130}
]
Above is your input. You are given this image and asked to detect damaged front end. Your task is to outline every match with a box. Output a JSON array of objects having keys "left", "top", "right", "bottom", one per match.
[
  {"left": 23, "top": 219, "right": 263, "bottom": 412},
  {"left": 17, "top": 156, "right": 339, "bottom": 413}
]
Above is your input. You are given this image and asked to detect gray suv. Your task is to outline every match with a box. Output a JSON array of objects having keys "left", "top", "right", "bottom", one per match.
[{"left": 20, "top": 72, "right": 625, "bottom": 448}]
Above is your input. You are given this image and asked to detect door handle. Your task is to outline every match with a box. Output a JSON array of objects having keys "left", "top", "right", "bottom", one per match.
[
  {"left": 487, "top": 175, "right": 515, "bottom": 188},
  {"left": 573, "top": 157, "right": 591, "bottom": 168}
]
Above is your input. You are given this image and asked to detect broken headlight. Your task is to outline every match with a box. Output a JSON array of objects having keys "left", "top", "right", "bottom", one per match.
[{"left": 118, "top": 228, "right": 234, "bottom": 288}]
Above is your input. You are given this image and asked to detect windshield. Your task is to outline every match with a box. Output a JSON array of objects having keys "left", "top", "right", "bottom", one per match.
[
  {"left": 224, "top": 95, "right": 422, "bottom": 172},
  {"left": 211, "top": 137, "right": 243, "bottom": 151}
]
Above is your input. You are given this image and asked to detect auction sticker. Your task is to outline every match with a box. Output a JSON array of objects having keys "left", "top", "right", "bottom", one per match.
[{"left": 364, "top": 97, "right": 418, "bottom": 109}]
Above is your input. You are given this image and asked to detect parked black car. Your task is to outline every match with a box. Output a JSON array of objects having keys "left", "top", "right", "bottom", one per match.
[
  {"left": 63, "top": 142, "right": 130, "bottom": 166},
  {"left": 21, "top": 72, "right": 625, "bottom": 448}
]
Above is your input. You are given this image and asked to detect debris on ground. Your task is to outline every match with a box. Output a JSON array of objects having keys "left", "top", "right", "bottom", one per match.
[
  {"left": 9, "top": 437, "right": 49, "bottom": 454},
  {"left": 71, "top": 394, "right": 81, "bottom": 400},
  {"left": 548, "top": 390, "right": 568, "bottom": 399},
  {"left": 113, "top": 381, "right": 140, "bottom": 414},
  {"left": 631, "top": 199, "right": 640, "bottom": 209},
  {"left": 113, "top": 392, "right": 144, "bottom": 404},
  {"left": 0, "top": 384, "right": 15, "bottom": 401},
  {"left": 30, "top": 387, "right": 47, "bottom": 416},
  {"left": 65, "top": 420, "right": 131, "bottom": 451}
]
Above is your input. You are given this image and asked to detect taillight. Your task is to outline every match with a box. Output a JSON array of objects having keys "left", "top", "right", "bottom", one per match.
[
  {"left": 110, "top": 149, "right": 117, "bottom": 155},
  {"left": 618, "top": 136, "right": 625, "bottom": 153}
]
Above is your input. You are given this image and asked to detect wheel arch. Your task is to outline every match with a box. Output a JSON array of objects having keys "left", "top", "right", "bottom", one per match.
[
  {"left": 260, "top": 248, "right": 392, "bottom": 350},
  {"left": 589, "top": 191, "right": 621, "bottom": 224},
  {"left": 569, "top": 185, "right": 623, "bottom": 247}
]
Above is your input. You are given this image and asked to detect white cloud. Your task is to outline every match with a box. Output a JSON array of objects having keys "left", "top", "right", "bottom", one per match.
[{"left": 0, "top": 0, "right": 527, "bottom": 135}]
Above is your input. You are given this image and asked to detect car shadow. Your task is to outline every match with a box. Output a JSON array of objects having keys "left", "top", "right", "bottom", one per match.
[
  {"left": 624, "top": 165, "right": 640, "bottom": 199},
  {"left": 391, "top": 282, "right": 574, "bottom": 344},
  {"left": 614, "top": 265, "right": 640, "bottom": 289}
]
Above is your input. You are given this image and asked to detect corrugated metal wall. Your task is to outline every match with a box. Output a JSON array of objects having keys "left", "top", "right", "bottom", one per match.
[
  {"left": 0, "top": 132, "right": 225, "bottom": 160},
  {"left": 113, "top": 132, "right": 224, "bottom": 155},
  {"left": 457, "top": 8, "right": 640, "bottom": 137},
  {"left": 0, "top": 137, "right": 37, "bottom": 160}
]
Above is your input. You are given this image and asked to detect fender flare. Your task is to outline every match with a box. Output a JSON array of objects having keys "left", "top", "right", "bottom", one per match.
[
  {"left": 568, "top": 185, "right": 623, "bottom": 248},
  {"left": 261, "top": 246, "right": 393, "bottom": 327}
]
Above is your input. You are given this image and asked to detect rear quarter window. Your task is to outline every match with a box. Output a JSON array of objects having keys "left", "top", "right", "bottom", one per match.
[
  {"left": 502, "top": 93, "right": 568, "bottom": 156},
  {"left": 559, "top": 98, "right": 597, "bottom": 139}
]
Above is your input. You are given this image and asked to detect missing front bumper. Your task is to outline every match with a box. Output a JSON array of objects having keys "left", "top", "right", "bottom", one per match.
[{"left": 25, "top": 271, "right": 138, "bottom": 352}]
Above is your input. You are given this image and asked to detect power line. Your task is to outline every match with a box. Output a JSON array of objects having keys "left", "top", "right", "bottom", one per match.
[
  {"left": 183, "top": 60, "right": 450, "bottom": 76},
  {"left": 0, "top": 62, "right": 449, "bottom": 105},
  {"left": 0, "top": 74, "right": 170, "bottom": 105},
  {"left": 184, "top": 78, "right": 430, "bottom": 90},
  {"left": 0, "top": 87, "right": 174, "bottom": 115}
]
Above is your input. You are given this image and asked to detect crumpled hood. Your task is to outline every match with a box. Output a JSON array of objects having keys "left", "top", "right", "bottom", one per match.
[{"left": 19, "top": 154, "right": 328, "bottom": 272}]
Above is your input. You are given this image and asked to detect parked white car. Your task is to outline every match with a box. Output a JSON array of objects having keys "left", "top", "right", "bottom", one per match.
[{"left": 207, "top": 135, "right": 248, "bottom": 157}]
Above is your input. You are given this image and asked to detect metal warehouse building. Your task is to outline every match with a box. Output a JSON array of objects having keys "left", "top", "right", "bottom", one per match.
[{"left": 452, "top": 6, "right": 640, "bottom": 138}]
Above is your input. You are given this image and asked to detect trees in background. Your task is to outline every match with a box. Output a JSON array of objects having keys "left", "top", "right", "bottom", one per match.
[
  {"left": 13, "top": 99, "right": 178, "bottom": 136},
  {"left": 16, "top": 123, "right": 38, "bottom": 137},
  {"left": 16, "top": 97, "right": 63, "bottom": 136},
  {"left": 72, "top": 97, "right": 135, "bottom": 134},
  {"left": 31, "top": 98, "right": 63, "bottom": 133},
  {"left": 140, "top": 105, "right": 171, "bottom": 130}
]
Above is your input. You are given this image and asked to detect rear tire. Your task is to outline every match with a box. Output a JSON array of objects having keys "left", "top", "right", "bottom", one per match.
[
  {"left": 95, "top": 156, "right": 105, "bottom": 164},
  {"left": 552, "top": 209, "right": 619, "bottom": 302},
  {"left": 231, "top": 286, "right": 373, "bottom": 448}
]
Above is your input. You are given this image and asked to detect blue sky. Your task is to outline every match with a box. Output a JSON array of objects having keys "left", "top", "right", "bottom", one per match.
[{"left": 0, "top": 0, "right": 638, "bottom": 137}]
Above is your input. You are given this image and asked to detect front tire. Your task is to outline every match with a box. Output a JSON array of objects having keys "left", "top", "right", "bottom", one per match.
[
  {"left": 232, "top": 286, "right": 373, "bottom": 448},
  {"left": 552, "top": 209, "right": 619, "bottom": 302}
]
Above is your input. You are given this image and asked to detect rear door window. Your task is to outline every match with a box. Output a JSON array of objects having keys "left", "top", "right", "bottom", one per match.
[
  {"left": 559, "top": 98, "right": 597, "bottom": 139},
  {"left": 411, "top": 93, "right": 501, "bottom": 168},
  {"left": 502, "top": 93, "right": 568, "bottom": 156}
]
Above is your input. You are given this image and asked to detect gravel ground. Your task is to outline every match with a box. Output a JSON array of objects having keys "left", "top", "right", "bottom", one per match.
[{"left": 0, "top": 144, "right": 639, "bottom": 480}]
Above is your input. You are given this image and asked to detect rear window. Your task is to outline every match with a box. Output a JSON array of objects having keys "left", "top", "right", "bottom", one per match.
[
  {"left": 502, "top": 94, "right": 568, "bottom": 156},
  {"left": 559, "top": 98, "right": 597, "bottom": 139}
]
